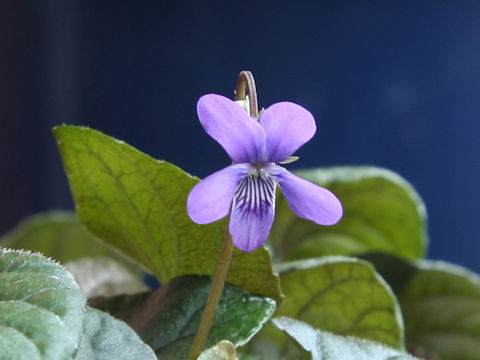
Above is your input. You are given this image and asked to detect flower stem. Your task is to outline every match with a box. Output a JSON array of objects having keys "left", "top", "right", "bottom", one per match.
[
  {"left": 235, "top": 70, "right": 259, "bottom": 118},
  {"left": 188, "top": 231, "right": 234, "bottom": 360},
  {"left": 188, "top": 71, "right": 257, "bottom": 359}
]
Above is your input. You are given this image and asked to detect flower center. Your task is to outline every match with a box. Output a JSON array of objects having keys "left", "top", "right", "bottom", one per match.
[{"left": 232, "top": 168, "right": 276, "bottom": 216}]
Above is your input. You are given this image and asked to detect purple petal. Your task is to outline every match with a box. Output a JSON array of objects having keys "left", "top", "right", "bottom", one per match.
[
  {"left": 187, "top": 164, "right": 249, "bottom": 224},
  {"left": 197, "top": 94, "right": 266, "bottom": 163},
  {"left": 275, "top": 167, "right": 342, "bottom": 225},
  {"left": 259, "top": 102, "right": 316, "bottom": 162},
  {"left": 229, "top": 172, "right": 277, "bottom": 252}
]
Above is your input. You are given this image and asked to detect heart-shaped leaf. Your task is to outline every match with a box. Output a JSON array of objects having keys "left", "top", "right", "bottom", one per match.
[
  {"left": 257, "top": 256, "right": 404, "bottom": 354},
  {"left": 91, "top": 275, "right": 276, "bottom": 359},
  {"left": 366, "top": 254, "right": 480, "bottom": 360},
  {"left": 74, "top": 306, "right": 156, "bottom": 360},
  {"left": 0, "top": 248, "right": 86, "bottom": 360},
  {"left": 270, "top": 167, "right": 427, "bottom": 262},
  {"left": 53, "top": 126, "right": 281, "bottom": 302},
  {"left": 271, "top": 317, "right": 418, "bottom": 360}
]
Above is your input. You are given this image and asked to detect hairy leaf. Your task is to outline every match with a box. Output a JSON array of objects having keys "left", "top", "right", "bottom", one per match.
[{"left": 0, "top": 248, "right": 86, "bottom": 360}]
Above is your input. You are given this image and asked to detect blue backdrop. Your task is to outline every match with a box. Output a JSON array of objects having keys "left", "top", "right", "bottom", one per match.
[{"left": 1, "top": 1, "right": 479, "bottom": 272}]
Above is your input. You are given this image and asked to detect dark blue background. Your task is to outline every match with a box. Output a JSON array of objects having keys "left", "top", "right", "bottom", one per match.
[{"left": 2, "top": 1, "right": 479, "bottom": 271}]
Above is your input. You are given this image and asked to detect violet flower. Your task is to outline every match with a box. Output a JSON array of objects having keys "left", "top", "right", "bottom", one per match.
[{"left": 187, "top": 94, "right": 343, "bottom": 252}]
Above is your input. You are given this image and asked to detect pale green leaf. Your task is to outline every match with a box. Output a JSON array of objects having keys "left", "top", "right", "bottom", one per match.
[{"left": 53, "top": 126, "right": 281, "bottom": 302}]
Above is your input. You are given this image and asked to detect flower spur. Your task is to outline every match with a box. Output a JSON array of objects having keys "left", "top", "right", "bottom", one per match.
[{"left": 187, "top": 94, "right": 343, "bottom": 252}]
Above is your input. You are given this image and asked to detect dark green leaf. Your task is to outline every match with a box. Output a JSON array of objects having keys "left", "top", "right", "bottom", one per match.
[
  {"left": 272, "top": 317, "right": 418, "bottom": 360},
  {"left": 270, "top": 167, "right": 427, "bottom": 261},
  {"left": 74, "top": 307, "right": 156, "bottom": 360},
  {"left": 0, "top": 248, "right": 86, "bottom": 360},
  {"left": 53, "top": 126, "right": 281, "bottom": 302},
  {"left": 258, "top": 256, "right": 404, "bottom": 353},
  {"left": 91, "top": 275, "right": 276, "bottom": 360}
]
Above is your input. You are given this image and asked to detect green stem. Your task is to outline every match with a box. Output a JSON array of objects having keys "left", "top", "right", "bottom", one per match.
[
  {"left": 188, "top": 71, "right": 258, "bottom": 359},
  {"left": 188, "top": 231, "right": 234, "bottom": 360}
]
